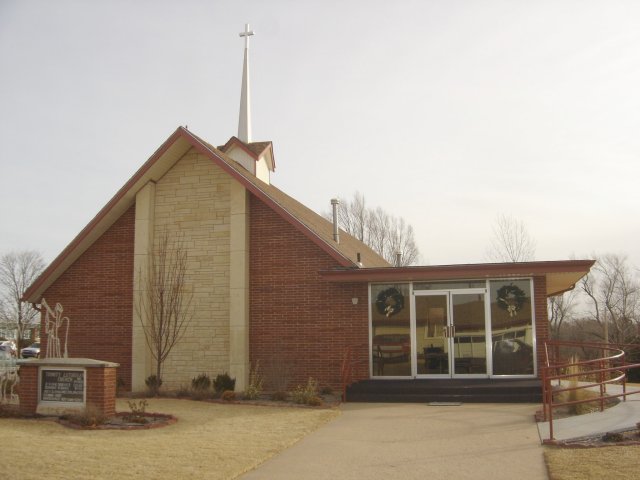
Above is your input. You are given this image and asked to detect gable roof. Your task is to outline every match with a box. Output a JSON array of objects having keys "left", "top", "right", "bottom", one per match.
[
  {"left": 23, "top": 127, "right": 389, "bottom": 302},
  {"left": 219, "top": 136, "right": 274, "bottom": 166}
]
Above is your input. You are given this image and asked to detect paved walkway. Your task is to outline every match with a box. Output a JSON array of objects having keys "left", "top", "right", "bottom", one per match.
[
  {"left": 242, "top": 402, "right": 547, "bottom": 480},
  {"left": 537, "top": 384, "right": 640, "bottom": 441}
]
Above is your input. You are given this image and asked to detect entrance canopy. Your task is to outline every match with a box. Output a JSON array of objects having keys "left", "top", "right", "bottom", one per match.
[{"left": 320, "top": 259, "right": 594, "bottom": 296}]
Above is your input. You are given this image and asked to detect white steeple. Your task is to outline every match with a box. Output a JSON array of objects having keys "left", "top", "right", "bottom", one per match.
[
  {"left": 224, "top": 23, "right": 275, "bottom": 185},
  {"left": 238, "top": 23, "right": 254, "bottom": 143}
]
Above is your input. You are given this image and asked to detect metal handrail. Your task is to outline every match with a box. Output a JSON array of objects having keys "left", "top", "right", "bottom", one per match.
[
  {"left": 340, "top": 346, "right": 352, "bottom": 402},
  {"left": 541, "top": 340, "right": 640, "bottom": 442},
  {"left": 341, "top": 344, "right": 369, "bottom": 402}
]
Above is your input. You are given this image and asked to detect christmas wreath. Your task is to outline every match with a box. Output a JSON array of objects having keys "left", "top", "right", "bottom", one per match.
[
  {"left": 496, "top": 284, "right": 526, "bottom": 317},
  {"left": 375, "top": 287, "right": 405, "bottom": 317}
]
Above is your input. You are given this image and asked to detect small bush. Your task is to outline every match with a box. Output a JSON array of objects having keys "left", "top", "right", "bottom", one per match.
[
  {"left": 221, "top": 390, "right": 236, "bottom": 401},
  {"left": 213, "top": 373, "right": 236, "bottom": 394},
  {"left": 271, "top": 391, "right": 289, "bottom": 402},
  {"left": 125, "top": 399, "right": 149, "bottom": 424},
  {"left": 291, "top": 377, "right": 320, "bottom": 405},
  {"left": 244, "top": 361, "right": 264, "bottom": 400},
  {"left": 64, "top": 405, "right": 108, "bottom": 427},
  {"left": 191, "top": 373, "right": 212, "bottom": 392},
  {"left": 145, "top": 375, "right": 162, "bottom": 396}
]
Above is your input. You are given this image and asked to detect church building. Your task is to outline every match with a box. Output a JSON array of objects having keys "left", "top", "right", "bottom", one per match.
[{"left": 23, "top": 25, "right": 593, "bottom": 396}]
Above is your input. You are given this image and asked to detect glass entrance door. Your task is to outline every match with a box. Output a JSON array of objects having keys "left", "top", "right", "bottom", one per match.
[
  {"left": 414, "top": 291, "right": 488, "bottom": 378},
  {"left": 415, "top": 294, "right": 450, "bottom": 376},
  {"left": 450, "top": 292, "right": 487, "bottom": 376}
]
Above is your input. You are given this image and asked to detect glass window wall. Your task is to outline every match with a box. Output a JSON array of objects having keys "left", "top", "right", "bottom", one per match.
[
  {"left": 489, "top": 279, "right": 534, "bottom": 375},
  {"left": 371, "top": 283, "right": 411, "bottom": 377}
]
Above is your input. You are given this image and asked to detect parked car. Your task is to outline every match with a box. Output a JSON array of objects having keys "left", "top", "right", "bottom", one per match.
[
  {"left": 0, "top": 341, "right": 17, "bottom": 357},
  {"left": 21, "top": 342, "right": 40, "bottom": 359}
]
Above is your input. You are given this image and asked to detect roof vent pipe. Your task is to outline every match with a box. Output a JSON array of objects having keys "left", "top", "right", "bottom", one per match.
[
  {"left": 331, "top": 198, "right": 340, "bottom": 244},
  {"left": 395, "top": 251, "right": 402, "bottom": 267}
]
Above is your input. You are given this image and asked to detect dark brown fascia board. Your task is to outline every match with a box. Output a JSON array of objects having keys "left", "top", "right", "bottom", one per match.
[
  {"left": 318, "top": 260, "right": 596, "bottom": 283},
  {"left": 23, "top": 127, "right": 190, "bottom": 302},
  {"left": 24, "top": 127, "right": 353, "bottom": 302}
]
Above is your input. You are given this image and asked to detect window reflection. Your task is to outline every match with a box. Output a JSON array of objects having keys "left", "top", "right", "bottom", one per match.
[
  {"left": 371, "top": 284, "right": 411, "bottom": 377},
  {"left": 490, "top": 280, "right": 534, "bottom": 375}
]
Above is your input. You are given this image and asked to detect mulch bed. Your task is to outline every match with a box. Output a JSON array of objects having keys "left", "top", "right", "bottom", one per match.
[{"left": 58, "top": 412, "right": 177, "bottom": 430}]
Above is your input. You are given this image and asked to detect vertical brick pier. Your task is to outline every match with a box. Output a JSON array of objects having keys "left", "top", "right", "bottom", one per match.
[{"left": 17, "top": 358, "right": 119, "bottom": 417}]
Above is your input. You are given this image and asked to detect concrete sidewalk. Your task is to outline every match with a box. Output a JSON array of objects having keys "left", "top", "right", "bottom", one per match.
[
  {"left": 241, "top": 402, "right": 547, "bottom": 480},
  {"left": 537, "top": 384, "right": 640, "bottom": 441}
]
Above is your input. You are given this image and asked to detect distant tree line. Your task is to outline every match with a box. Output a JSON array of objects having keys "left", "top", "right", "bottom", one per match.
[
  {"left": 486, "top": 213, "right": 639, "bottom": 348},
  {"left": 324, "top": 191, "right": 420, "bottom": 266}
]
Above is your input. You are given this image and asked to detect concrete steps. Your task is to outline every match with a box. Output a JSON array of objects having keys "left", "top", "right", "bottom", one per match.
[{"left": 346, "top": 378, "right": 542, "bottom": 403}]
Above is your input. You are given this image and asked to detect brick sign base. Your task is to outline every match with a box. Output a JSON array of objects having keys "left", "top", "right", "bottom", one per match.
[{"left": 17, "top": 358, "right": 119, "bottom": 417}]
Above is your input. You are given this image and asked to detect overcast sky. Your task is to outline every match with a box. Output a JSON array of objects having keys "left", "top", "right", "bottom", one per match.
[{"left": 1, "top": 0, "right": 639, "bottom": 269}]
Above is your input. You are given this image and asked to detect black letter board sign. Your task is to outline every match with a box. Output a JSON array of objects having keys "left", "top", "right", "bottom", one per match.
[{"left": 41, "top": 369, "right": 85, "bottom": 403}]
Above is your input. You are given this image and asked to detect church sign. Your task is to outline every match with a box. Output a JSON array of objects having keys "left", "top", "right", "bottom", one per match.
[{"left": 40, "top": 369, "right": 85, "bottom": 403}]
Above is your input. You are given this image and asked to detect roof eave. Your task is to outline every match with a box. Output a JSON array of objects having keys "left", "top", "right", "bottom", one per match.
[
  {"left": 24, "top": 127, "right": 354, "bottom": 302},
  {"left": 319, "top": 260, "right": 595, "bottom": 295},
  {"left": 23, "top": 127, "right": 193, "bottom": 302}
]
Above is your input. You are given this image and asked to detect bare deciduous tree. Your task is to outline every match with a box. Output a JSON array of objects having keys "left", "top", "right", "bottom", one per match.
[
  {"left": 136, "top": 231, "right": 193, "bottom": 387},
  {"left": 548, "top": 289, "right": 578, "bottom": 339},
  {"left": 580, "top": 254, "right": 639, "bottom": 345},
  {"left": 337, "top": 191, "right": 368, "bottom": 243},
  {"left": 486, "top": 214, "right": 536, "bottom": 263},
  {"left": 326, "top": 192, "right": 420, "bottom": 266},
  {"left": 0, "top": 251, "right": 45, "bottom": 350}
]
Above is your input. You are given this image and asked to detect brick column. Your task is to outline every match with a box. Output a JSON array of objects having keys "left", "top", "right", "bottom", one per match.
[
  {"left": 86, "top": 365, "right": 117, "bottom": 417},
  {"left": 16, "top": 363, "right": 38, "bottom": 415}
]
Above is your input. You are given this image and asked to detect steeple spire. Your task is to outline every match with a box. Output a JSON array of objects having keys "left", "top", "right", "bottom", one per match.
[{"left": 238, "top": 23, "right": 254, "bottom": 143}]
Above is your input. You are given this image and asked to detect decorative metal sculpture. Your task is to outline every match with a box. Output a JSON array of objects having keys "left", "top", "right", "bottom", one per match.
[
  {"left": 0, "top": 357, "right": 18, "bottom": 404},
  {"left": 41, "top": 298, "right": 70, "bottom": 358}
]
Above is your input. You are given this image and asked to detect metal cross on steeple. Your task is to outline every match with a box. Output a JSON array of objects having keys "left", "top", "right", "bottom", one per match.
[
  {"left": 238, "top": 23, "right": 254, "bottom": 143},
  {"left": 240, "top": 23, "right": 254, "bottom": 48}
]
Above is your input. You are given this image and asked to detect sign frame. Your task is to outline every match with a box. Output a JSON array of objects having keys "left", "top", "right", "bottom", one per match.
[{"left": 38, "top": 367, "right": 86, "bottom": 406}]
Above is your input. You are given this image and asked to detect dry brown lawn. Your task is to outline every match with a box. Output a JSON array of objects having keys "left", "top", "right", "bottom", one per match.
[
  {"left": 1, "top": 398, "right": 339, "bottom": 480},
  {"left": 545, "top": 382, "right": 640, "bottom": 478},
  {"left": 545, "top": 446, "right": 640, "bottom": 479}
]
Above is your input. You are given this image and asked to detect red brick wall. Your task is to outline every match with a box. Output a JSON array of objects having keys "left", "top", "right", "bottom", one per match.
[
  {"left": 533, "top": 275, "right": 549, "bottom": 376},
  {"left": 18, "top": 364, "right": 117, "bottom": 417},
  {"left": 40, "top": 205, "right": 135, "bottom": 391},
  {"left": 86, "top": 366, "right": 117, "bottom": 417},
  {"left": 249, "top": 196, "right": 370, "bottom": 390},
  {"left": 16, "top": 364, "right": 38, "bottom": 414}
]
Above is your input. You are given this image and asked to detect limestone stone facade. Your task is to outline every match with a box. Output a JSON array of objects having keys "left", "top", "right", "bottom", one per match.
[{"left": 137, "top": 148, "right": 233, "bottom": 390}]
